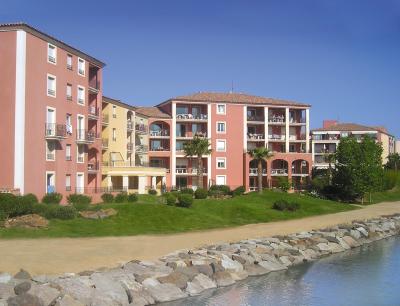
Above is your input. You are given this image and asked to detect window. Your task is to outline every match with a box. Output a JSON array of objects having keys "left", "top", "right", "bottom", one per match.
[
  {"left": 176, "top": 106, "right": 188, "bottom": 115},
  {"left": 46, "top": 141, "right": 55, "bottom": 161},
  {"left": 216, "top": 175, "right": 226, "bottom": 185},
  {"left": 67, "top": 55, "right": 73, "bottom": 70},
  {"left": 217, "top": 104, "right": 226, "bottom": 115},
  {"left": 216, "top": 122, "right": 226, "bottom": 133},
  {"left": 66, "top": 114, "right": 72, "bottom": 135},
  {"left": 66, "top": 144, "right": 72, "bottom": 161},
  {"left": 66, "top": 175, "right": 71, "bottom": 191},
  {"left": 112, "top": 128, "right": 116, "bottom": 141},
  {"left": 46, "top": 172, "right": 56, "bottom": 193},
  {"left": 77, "top": 86, "right": 85, "bottom": 105},
  {"left": 216, "top": 139, "right": 226, "bottom": 152},
  {"left": 47, "top": 44, "right": 57, "bottom": 64},
  {"left": 66, "top": 84, "right": 72, "bottom": 101},
  {"left": 78, "top": 58, "right": 85, "bottom": 76},
  {"left": 112, "top": 105, "right": 117, "bottom": 118},
  {"left": 77, "top": 145, "right": 84, "bottom": 163},
  {"left": 216, "top": 157, "right": 226, "bottom": 169},
  {"left": 47, "top": 74, "right": 56, "bottom": 97}
]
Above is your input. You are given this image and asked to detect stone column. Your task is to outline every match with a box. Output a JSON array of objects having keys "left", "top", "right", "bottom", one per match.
[
  {"left": 285, "top": 107, "right": 290, "bottom": 153},
  {"left": 123, "top": 175, "right": 129, "bottom": 192},
  {"left": 264, "top": 107, "right": 269, "bottom": 149},
  {"left": 306, "top": 108, "right": 310, "bottom": 153},
  {"left": 171, "top": 102, "right": 177, "bottom": 188},
  {"left": 107, "top": 175, "right": 112, "bottom": 192},
  {"left": 138, "top": 176, "right": 147, "bottom": 194}
]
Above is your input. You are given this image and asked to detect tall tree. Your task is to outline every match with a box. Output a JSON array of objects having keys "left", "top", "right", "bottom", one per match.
[
  {"left": 323, "top": 151, "right": 335, "bottom": 185},
  {"left": 385, "top": 153, "right": 400, "bottom": 171},
  {"left": 248, "top": 147, "right": 274, "bottom": 193},
  {"left": 183, "top": 136, "right": 212, "bottom": 189}
]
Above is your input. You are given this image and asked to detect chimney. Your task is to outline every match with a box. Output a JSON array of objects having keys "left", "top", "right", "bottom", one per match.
[{"left": 323, "top": 120, "right": 338, "bottom": 129}]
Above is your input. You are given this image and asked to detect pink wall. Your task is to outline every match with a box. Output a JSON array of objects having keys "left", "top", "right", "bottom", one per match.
[{"left": 0, "top": 32, "right": 17, "bottom": 189}]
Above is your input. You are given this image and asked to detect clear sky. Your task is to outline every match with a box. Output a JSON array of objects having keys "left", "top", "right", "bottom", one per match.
[{"left": 2, "top": 0, "right": 399, "bottom": 137}]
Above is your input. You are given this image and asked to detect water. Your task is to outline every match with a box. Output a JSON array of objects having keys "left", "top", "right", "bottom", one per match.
[{"left": 163, "top": 237, "right": 400, "bottom": 306}]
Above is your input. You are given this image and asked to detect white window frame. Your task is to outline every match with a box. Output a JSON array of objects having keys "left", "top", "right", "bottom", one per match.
[
  {"left": 112, "top": 105, "right": 117, "bottom": 118},
  {"left": 66, "top": 144, "right": 72, "bottom": 161},
  {"left": 216, "top": 104, "right": 226, "bottom": 115},
  {"left": 66, "top": 174, "right": 71, "bottom": 191},
  {"left": 216, "top": 175, "right": 227, "bottom": 186},
  {"left": 47, "top": 43, "right": 57, "bottom": 65},
  {"left": 76, "top": 144, "right": 85, "bottom": 163},
  {"left": 112, "top": 128, "right": 117, "bottom": 141},
  {"left": 46, "top": 140, "right": 56, "bottom": 161},
  {"left": 45, "top": 171, "right": 56, "bottom": 193},
  {"left": 76, "top": 172, "right": 85, "bottom": 194},
  {"left": 216, "top": 121, "right": 226, "bottom": 134},
  {"left": 216, "top": 139, "right": 226, "bottom": 152},
  {"left": 47, "top": 74, "right": 56, "bottom": 98},
  {"left": 77, "top": 85, "right": 85, "bottom": 105},
  {"left": 66, "top": 83, "right": 72, "bottom": 100},
  {"left": 67, "top": 54, "right": 73, "bottom": 70},
  {"left": 78, "top": 57, "right": 85, "bottom": 76},
  {"left": 216, "top": 157, "right": 226, "bottom": 169}
]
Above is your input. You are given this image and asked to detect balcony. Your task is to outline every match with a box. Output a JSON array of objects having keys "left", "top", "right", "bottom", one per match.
[
  {"left": 76, "top": 129, "right": 97, "bottom": 144},
  {"left": 150, "top": 145, "right": 170, "bottom": 152},
  {"left": 176, "top": 131, "right": 207, "bottom": 139},
  {"left": 102, "top": 114, "right": 109, "bottom": 125},
  {"left": 87, "top": 161, "right": 99, "bottom": 173},
  {"left": 289, "top": 135, "right": 307, "bottom": 141},
  {"left": 271, "top": 169, "right": 288, "bottom": 176},
  {"left": 150, "top": 130, "right": 170, "bottom": 138},
  {"left": 175, "top": 167, "right": 207, "bottom": 175},
  {"left": 247, "top": 133, "right": 265, "bottom": 141},
  {"left": 289, "top": 117, "right": 306, "bottom": 124},
  {"left": 268, "top": 134, "right": 286, "bottom": 141},
  {"left": 127, "top": 121, "right": 134, "bottom": 131},
  {"left": 127, "top": 143, "right": 134, "bottom": 152},
  {"left": 247, "top": 115, "right": 264, "bottom": 122},
  {"left": 136, "top": 124, "right": 148, "bottom": 134},
  {"left": 89, "top": 80, "right": 100, "bottom": 94},
  {"left": 176, "top": 113, "right": 208, "bottom": 121},
  {"left": 88, "top": 106, "right": 99, "bottom": 120},
  {"left": 135, "top": 144, "right": 148, "bottom": 153},
  {"left": 249, "top": 168, "right": 267, "bottom": 175},
  {"left": 46, "top": 153, "right": 55, "bottom": 161},
  {"left": 45, "top": 123, "right": 67, "bottom": 140},
  {"left": 102, "top": 138, "right": 109, "bottom": 149},
  {"left": 48, "top": 56, "right": 56, "bottom": 64},
  {"left": 268, "top": 115, "right": 286, "bottom": 124}
]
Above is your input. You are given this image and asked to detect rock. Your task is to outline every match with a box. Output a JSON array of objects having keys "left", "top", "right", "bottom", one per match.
[
  {"left": 186, "top": 274, "right": 216, "bottom": 296},
  {"left": 7, "top": 293, "right": 42, "bottom": 306},
  {"left": 212, "top": 271, "right": 235, "bottom": 287},
  {"left": 174, "top": 267, "right": 200, "bottom": 281},
  {"left": 123, "top": 282, "right": 154, "bottom": 306},
  {"left": 0, "top": 283, "right": 14, "bottom": 300},
  {"left": 230, "top": 270, "right": 248, "bottom": 281},
  {"left": 342, "top": 236, "right": 360, "bottom": 248},
  {"left": 14, "top": 282, "right": 31, "bottom": 295},
  {"left": 220, "top": 254, "right": 243, "bottom": 273},
  {"left": 356, "top": 227, "right": 369, "bottom": 237},
  {"left": 4, "top": 214, "right": 48, "bottom": 229},
  {"left": 194, "top": 265, "right": 213, "bottom": 278},
  {"left": 300, "top": 249, "right": 319, "bottom": 260},
  {"left": 325, "top": 236, "right": 341, "bottom": 244},
  {"left": 279, "top": 256, "right": 293, "bottom": 267},
  {"left": 14, "top": 269, "right": 31, "bottom": 280},
  {"left": 243, "top": 264, "right": 270, "bottom": 276},
  {"left": 29, "top": 284, "right": 60, "bottom": 306},
  {"left": 336, "top": 237, "right": 351, "bottom": 250},
  {"left": 350, "top": 229, "right": 361, "bottom": 240},
  {"left": 54, "top": 294, "right": 85, "bottom": 306},
  {"left": 79, "top": 208, "right": 117, "bottom": 220},
  {"left": 0, "top": 273, "right": 11, "bottom": 284},
  {"left": 316, "top": 243, "right": 330, "bottom": 252},
  {"left": 157, "top": 272, "right": 189, "bottom": 290},
  {"left": 210, "top": 262, "right": 224, "bottom": 274},
  {"left": 51, "top": 278, "right": 95, "bottom": 305},
  {"left": 258, "top": 260, "right": 287, "bottom": 272},
  {"left": 90, "top": 273, "right": 129, "bottom": 305},
  {"left": 144, "top": 283, "right": 187, "bottom": 303},
  {"left": 32, "top": 275, "right": 59, "bottom": 284},
  {"left": 166, "top": 261, "right": 187, "bottom": 269}
]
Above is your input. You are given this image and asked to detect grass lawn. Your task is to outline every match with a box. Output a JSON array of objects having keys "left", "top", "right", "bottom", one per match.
[{"left": 0, "top": 191, "right": 357, "bottom": 239}]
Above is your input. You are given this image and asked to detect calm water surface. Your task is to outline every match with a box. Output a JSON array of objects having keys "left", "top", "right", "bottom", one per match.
[{"left": 163, "top": 236, "right": 400, "bottom": 306}]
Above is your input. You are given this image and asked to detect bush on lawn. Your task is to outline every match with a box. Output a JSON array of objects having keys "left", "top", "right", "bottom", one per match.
[
  {"left": 31, "top": 203, "right": 49, "bottom": 216},
  {"left": 0, "top": 193, "right": 17, "bottom": 217},
  {"left": 208, "top": 185, "right": 231, "bottom": 198},
  {"left": 180, "top": 188, "right": 194, "bottom": 195},
  {"left": 101, "top": 193, "right": 114, "bottom": 203},
  {"left": 127, "top": 193, "right": 138, "bottom": 202},
  {"left": 177, "top": 194, "right": 193, "bottom": 208},
  {"left": 272, "top": 200, "right": 300, "bottom": 212},
  {"left": 45, "top": 205, "right": 77, "bottom": 220},
  {"left": 232, "top": 186, "right": 245, "bottom": 197},
  {"left": 115, "top": 192, "right": 128, "bottom": 203},
  {"left": 194, "top": 188, "right": 208, "bottom": 199},
  {"left": 42, "top": 193, "right": 63, "bottom": 204},
  {"left": 163, "top": 192, "right": 177, "bottom": 205},
  {"left": 277, "top": 177, "right": 291, "bottom": 193},
  {"left": 21, "top": 193, "right": 39, "bottom": 204},
  {"left": 67, "top": 194, "right": 91, "bottom": 211},
  {"left": 148, "top": 189, "right": 157, "bottom": 195}
]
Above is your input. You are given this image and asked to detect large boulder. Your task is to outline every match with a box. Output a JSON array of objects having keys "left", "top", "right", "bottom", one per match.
[
  {"left": 7, "top": 293, "right": 42, "bottom": 306},
  {"left": 212, "top": 271, "right": 235, "bottom": 287},
  {"left": 258, "top": 260, "right": 287, "bottom": 272},
  {"left": 243, "top": 264, "right": 270, "bottom": 276},
  {"left": 54, "top": 295, "right": 85, "bottom": 306},
  {"left": 51, "top": 278, "right": 95, "bottom": 305},
  {"left": 143, "top": 283, "right": 187, "bottom": 303},
  {"left": 14, "top": 282, "right": 31, "bottom": 295},
  {"left": 90, "top": 273, "right": 129, "bottom": 305},
  {"left": 342, "top": 236, "right": 360, "bottom": 248},
  {"left": 186, "top": 274, "right": 216, "bottom": 296},
  {"left": 220, "top": 254, "right": 243, "bottom": 273},
  {"left": 5, "top": 215, "right": 48, "bottom": 229},
  {"left": 0, "top": 283, "right": 14, "bottom": 301},
  {"left": 0, "top": 273, "right": 12, "bottom": 284},
  {"left": 30, "top": 284, "right": 60, "bottom": 306},
  {"left": 157, "top": 271, "right": 189, "bottom": 290}
]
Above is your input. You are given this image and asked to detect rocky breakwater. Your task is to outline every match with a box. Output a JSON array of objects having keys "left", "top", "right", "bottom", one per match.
[{"left": 1, "top": 215, "right": 400, "bottom": 306}]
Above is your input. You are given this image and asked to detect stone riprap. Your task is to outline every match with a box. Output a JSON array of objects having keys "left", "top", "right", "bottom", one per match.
[{"left": 0, "top": 215, "right": 399, "bottom": 305}]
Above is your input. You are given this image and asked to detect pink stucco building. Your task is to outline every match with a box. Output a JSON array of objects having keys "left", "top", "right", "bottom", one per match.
[{"left": 0, "top": 23, "right": 104, "bottom": 201}]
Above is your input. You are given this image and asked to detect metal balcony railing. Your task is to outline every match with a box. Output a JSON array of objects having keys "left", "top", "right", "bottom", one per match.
[
  {"left": 268, "top": 115, "right": 285, "bottom": 123},
  {"left": 249, "top": 168, "right": 267, "bottom": 175},
  {"left": 88, "top": 106, "right": 99, "bottom": 118},
  {"left": 87, "top": 161, "right": 99, "bottom": 172},
  {"left": 135, "top": 124, "right": 148, "bottom": 134},
  {"left": 150, "top": 145, "right": 170, "bottom": 151},
  {"left": 247, "top": 115, "right": 264, "bottom": 122},
  {"left": 47, "top": 89, "right": 56, "bottom": 96},
  {"left": 150, "top": 130, "right": 170, "bottom": 137},
  {"left": 45, "top": 123, "right": 67, "bottom": 139},
  {"left": 76, "top": 129, "right": 97, "bottom": 143},
  {"left": 48, "top": 56, "right": 56, "bottom": 63},
  {"left": 127, "top": 121, "right": 134, "bottom": 130},
  {"left": 135, "top": 144, "right": 148, "bottom": 153},
  {"left": 247, "top": 133, "right": 265, "bottom": 140},
  {"left": 176, "top": 114, "right": 208, "bottom": 120},
  {"left": 268, "top": 134, "right": 286, "bottom": 140},
  {"left": 89, "top": 79, "right": 100, "bottom": 91},
  {"left": 271, "top": 169, "right": 288, "bottom": 175}
]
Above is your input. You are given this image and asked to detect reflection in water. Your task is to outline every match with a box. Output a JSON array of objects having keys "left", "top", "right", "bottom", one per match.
[{"left": 162, "top": 237, "right": 400, "bottom": 306}]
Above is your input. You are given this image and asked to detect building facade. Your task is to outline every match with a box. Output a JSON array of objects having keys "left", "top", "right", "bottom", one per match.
[
  {"left": 311, "top": 121, "right": 396, "bottom": 169},
  {"left": 0, "top": 23, "right": 104, "bottom": 201}
]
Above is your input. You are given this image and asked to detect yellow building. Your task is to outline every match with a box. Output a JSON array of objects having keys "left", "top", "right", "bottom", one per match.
[{"left": 101, "top": 97, "right": 167, "bottom": 194}]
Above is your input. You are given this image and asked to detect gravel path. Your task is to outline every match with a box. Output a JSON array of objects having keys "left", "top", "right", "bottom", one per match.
[{"left": 1, "top": 201, "right": 399, "bottom": 275}]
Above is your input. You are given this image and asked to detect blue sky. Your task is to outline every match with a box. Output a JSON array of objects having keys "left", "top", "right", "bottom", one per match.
[{"left": 2, "top": 0, "right": 400, "bottom": 136}]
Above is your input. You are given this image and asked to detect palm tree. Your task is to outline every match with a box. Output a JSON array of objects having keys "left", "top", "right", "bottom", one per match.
[
  {"left": 183, "top": 136, "right": 212, "bottom": 189},
  {"left": 248, "top": 147, "right": 274, "bottom": 193},
  {"left": 324, "top": 152, "right": 335, "bottom": 185}
]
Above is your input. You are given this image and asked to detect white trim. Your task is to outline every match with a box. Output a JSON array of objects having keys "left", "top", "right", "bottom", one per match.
[
  {"left": 285, "top": 107, "right": 289, "bottom": 153},
  {"left": 264, "top": 107, "right": 269, "bottom": 149},
  {"left": 14, "top": 30, "right": 26, "bottom": 193},
  {"left": 216, "top": 139, "right": 226, "bottom": 152},
  {"left": 77, "top": 57, "right": 86, "bottom": 76},
  {"left": 46, "top": 73, "right": 56, "bottom": 98},
  {"left": 76, "top": 144, "right": 84, "bottom": 163},
  {"left": 216, "top": 157, "right": 226, "bottom": 169},
  {"left": 46, "top": 140, "right": 56, "bottom": 161},
  {"left": 171, "top": 102, "right": 177, "bottom": 186},
  {"left": 47, "top": 43, "right": 57, "bottom": 65},
  {"left": 77, "top": 85, "right": 85, "bottom": 105},
  {"left": 216, "top": 103, "right": 226, "bottom": 115},
  {"left": 45, "top": 171, "right": 56, "bottom": 193},
  {"left": 305, "top": 108, "right": 310, "bottom": 152},
  {"left": 215, "top": 175, "right": 227, "bottom": 185},
  {"left": 207, "top": 103, "right": 212, "bottom": 186},
  {"left": 216, "top": 121, "right": 226, "bottom": 134},
  {"left": 76, "top": 172, "right": 85, "bottom": 194}
]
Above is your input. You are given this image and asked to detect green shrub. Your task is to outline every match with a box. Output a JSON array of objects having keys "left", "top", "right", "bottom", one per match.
[
  {"left": 272, "top": 200, "right": 300, "bottom": 212},
  {"left": 148, "top": 189, "right": 157, "bottom": 195},
  {"left": 177, "top": 194, "right": 193, "bottom": 208},
  {"left": 21, "top": 193, "right": 39, "bottom": 204},
  {"left": 208, "top": 185, "right": 231, "bottom": 197},
  {"left": 13, "top": 196, "right": 34, "bottom": 216},
  {"left": 31, "top": 203, "right": 49, "bottom": 216},
  {"left": 127, "top": 193, "right": 138, "bottom": 202},
  {"left": 0, "top": 193, "right": 17, "bottom": 204},
  {"left": 45, "top": 205, "right": 77, "bottom": 220},
  {"left": 101, "top": 193, "right": 114, "bottom": 203},
  {"left": 42, "top": 193, "right": 63, "bottom": 204},
  {"left": 67, "top": 194, "right": 91, "bottom": 211},
  {"left": 180, "top": 188, "right": 194, "bottom": 195},
  {"left": 277, "top": 177, "right": 291, "bottom": 193},
  {"left": 194, "top": 188, "right": 208, "bottom": 199},
  {"left": 232, "top": 186, "right": 245, "bottom": 197},
  {"left": 382, "top": 170, "right": 400, "bottom": 191},
  {"left": 115, "top": 192, "right": 128, "bottom": 203},
  {"left": 163, "top": 192, "right": 177, "bottom": 205}
]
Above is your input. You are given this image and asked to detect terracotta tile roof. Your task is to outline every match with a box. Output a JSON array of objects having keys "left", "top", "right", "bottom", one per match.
[
  {"left": 158, "top": 92, "right": 310, "bottom": 107},
  {"left": 135, "top": 107, "right": 171, "bottom": 119},
  {"left": 0, "top": 22, "right": 105, "bottom": 67},
  {"left": 312, "top": 123, "right": 379, "bottom": 132}
]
